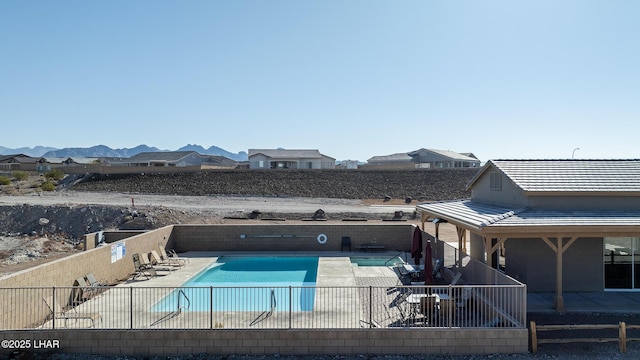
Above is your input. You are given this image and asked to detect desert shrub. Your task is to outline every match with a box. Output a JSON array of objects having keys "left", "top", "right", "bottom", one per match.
[
  {"left": 0, "top": 175, "right": 10, "bottom": 185},
  {"left": 40, "top": 181, "right": 56, "bottom": 191},
  {"left": 13, "top": 171, "right": 28, "bottom": 181},
  {"left": 45, "top": 169, "right": 64, "bottom": 181}
]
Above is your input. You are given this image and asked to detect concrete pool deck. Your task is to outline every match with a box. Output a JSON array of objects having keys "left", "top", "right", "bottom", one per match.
[{"left": 41, "top": 251, "right": 404, "bottom": 329}]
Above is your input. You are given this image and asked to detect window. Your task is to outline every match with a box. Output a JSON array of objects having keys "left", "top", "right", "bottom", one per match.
[{"left": 490, "top": 172, "right": 502, "bottom": 191}]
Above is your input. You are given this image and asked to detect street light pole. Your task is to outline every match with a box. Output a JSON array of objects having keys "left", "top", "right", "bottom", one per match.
[{"left": 572, "top": 148, "right": 580, "bottom": 159}]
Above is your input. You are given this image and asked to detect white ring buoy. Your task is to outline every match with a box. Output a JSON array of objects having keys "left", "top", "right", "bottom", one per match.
[{"left": 317, "top": 233, "right": 328, "bottom": 244}]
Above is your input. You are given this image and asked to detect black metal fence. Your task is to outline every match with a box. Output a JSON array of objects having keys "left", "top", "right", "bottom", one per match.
[{"left": 0, "top": 284, "right": 526, "bottom": 330}]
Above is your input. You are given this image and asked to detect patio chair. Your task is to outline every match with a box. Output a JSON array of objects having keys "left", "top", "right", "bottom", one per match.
[
  {"left": 359, "top": 319, "right": 382, "bottom": 328},
  {"left": 386, "top": 288, "right": 413, "bottom": 326},
  {"left": 432, "top": 272, "right": 463, "bottom": 295},
  {"left": 132, "top": 253, "right": 158, "bottom": 280},
  {"left": 42, "top": 296, "right": 101, "bottom": 328},
  {"left": 157, "top": 245, "right": 187, "bottom": 267},
  {"left": 455, "top": 286, "right": 473, "bottom": 308}
]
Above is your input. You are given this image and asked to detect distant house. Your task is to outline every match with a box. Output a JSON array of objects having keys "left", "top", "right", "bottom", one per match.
[
  {"left": 335, "top": 160, "right": 360, "bottom": 170},
  {"left": 417, "top": 159, "right": 640, "bottom": 312},
  {"left": 104, "top": 151, "right": 237, "bottom": 169},
  {"left": 39, "top": 157, "right": 99, "bottom": 172},
  {"left": 408, "top": 149, "right": 480, "bottom": 168},
  {"left": 0, "top": 154, "right": 40, "bottom": 171},
  {"left": 248, "top": 149, "right": 335, "bottom": 169},
  {"left": 365, "top": 149, "right": 480, "bottom": 169},
  {"left": 365, "top": 153, "right": 413, "bottom": 168}
]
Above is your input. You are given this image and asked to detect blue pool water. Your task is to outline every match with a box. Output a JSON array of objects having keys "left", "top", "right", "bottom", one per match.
[
  {"left": 350, "top": 256, "right": 404, "bottom": 267},
  {"left": 152, "top": 256, "right": 319, "bottom": 312}
]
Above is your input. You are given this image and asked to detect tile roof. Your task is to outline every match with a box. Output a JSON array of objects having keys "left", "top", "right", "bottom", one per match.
[
  {"left": 126, "top": 151, "right": 197, "bottom": 162},
  {"left": 415, "top": 149, "right": 480, "bottom": 162},
  {"left": 367, "top": 153, "right": 412, "bottom": 162},
  {"left": 248, "top": 149, "right": 329, "bottom": 159},
  {"left": 470, "top": 159, "right": 640, "bottom": 193}
]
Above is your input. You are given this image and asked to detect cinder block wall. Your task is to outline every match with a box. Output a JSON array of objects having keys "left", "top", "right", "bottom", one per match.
[
  {"left": 0, "top": 329, "right": 529, "bottom": 356},
  {"left": 170, "top": 223, "right": 414, "bottom": 252},
  {"left": 0, "top": 226, "right": 173, "bottom": 329}
]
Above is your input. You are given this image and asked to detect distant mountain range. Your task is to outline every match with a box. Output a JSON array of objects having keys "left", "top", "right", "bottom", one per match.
[{"left": 0, "top": 144, "right": 249, "bottom": 162}]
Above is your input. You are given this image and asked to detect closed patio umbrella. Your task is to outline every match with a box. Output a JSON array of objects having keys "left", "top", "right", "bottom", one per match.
[{"left": 411, "top": 226, "right": 422, "bottom": 266}]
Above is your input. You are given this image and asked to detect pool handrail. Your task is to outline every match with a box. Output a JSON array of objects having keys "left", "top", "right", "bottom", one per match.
[
  {"left": 177, "top": 289, "right": 190, "bottom": 314},
  {"left": 384, "top": 252, "right": 408, "bottom": 268}
]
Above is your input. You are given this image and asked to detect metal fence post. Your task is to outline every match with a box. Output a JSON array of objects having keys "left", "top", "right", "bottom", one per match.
[
  {"left": 368, "top": 286, "right": 373, "bottom": 328},
  {"left": 288, "top": 286, "right": 292, "bottom": 329},
  {"left": 52, "top": 286, "right": 56, "bottom": 329},
  {"left": 129, "top": 287, "right": 133, "bottom": 329},
  {"left": 210, "top": 286, "right": 213, "bottom": 329}
]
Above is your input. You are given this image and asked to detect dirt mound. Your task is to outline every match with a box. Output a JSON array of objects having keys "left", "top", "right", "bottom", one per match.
[
  {"left": 73, "top": 168, "right": 477, "bottom": 201},
  {"left": 0, "top": 205, "right": 129, "bottom": 241},
  {"left": 0, "top": 235, "right": 80, "bottom": 276}
]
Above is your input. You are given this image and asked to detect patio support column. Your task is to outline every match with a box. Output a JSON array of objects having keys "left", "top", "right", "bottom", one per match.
[
  {"left": 484, "top": 237, "right": 492, "bottom": 267},
  {"left": 541, "top": 236, "right": 577, "bottom": 314},
  {"left": 484, "top": 237, "right": 507, "bottom": 269},
  {"left": 420, "top": 212, "right": 430, "bottom": 231},
  {"left": 456, "top": 227, "right": 467, "bottom": 254}
]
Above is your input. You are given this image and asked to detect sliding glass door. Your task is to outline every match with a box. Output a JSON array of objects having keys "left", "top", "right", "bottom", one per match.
[{"left": 604, "top": 237, "right": 640, "bottom": 290}]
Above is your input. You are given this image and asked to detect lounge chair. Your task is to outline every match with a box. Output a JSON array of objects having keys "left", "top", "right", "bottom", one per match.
[
  {"left": 72, "top": 277, "right": 93, "bottom": 304},
  {"left": 157, "top": 245, "right": 187, "bottom": 267},
  {"left": 393, "top": 263, "right": 422, "bottom": 284},
  {"left": 132, "top": 253, "right": 158, "bottom": 280},
  {"left": 42, "top": 296, "right": 101, "bottom": 328},
  {"left": 85, "top": 273, "right": 108, "bottom": 287},
  {"left": 148, "top": 250, "right": 177, "bottom": 272},
  {"left": 83, "top": 273, "right": 108, "bottom": 296}
]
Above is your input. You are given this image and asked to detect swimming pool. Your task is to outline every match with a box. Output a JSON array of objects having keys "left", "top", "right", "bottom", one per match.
[
  {"left": 152, "top": 256, "right": 319, "bottom": 312},
  {"left": 350, "top": 256, "right": 404, "bottom": 267}
]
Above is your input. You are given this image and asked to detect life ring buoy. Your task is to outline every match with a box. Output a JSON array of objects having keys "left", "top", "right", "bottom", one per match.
[{"left": 317, "top": 233, "right": 328, "bottom": 244}]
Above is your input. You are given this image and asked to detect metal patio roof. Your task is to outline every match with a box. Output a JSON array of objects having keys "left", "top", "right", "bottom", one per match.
[{"left": 417, "top": 200, "right": 640, "bottom": 237}]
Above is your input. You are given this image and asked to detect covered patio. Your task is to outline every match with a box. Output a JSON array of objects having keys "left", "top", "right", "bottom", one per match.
[{"left": 417, "top": 160, "right": 640, "bottom": 314}]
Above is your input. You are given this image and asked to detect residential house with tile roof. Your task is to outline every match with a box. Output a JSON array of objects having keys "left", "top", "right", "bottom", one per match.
[
  {"left": 248, "top": 149, "right": 335, "bottom": 169},
  {"left": 365, "top": 148, "right": 480, "bottom": 169},
  {"left": 105, "top": 151, "right": 237, "bottom": 169},
  {"left": 0, "top": 154, "right": 41, "bottom": 171},
  {"left": 408, "top": 148, "right": 480, "bottom": 168},
  {"left": 417, "top": 159, "right": 640, "bottom": 312}
]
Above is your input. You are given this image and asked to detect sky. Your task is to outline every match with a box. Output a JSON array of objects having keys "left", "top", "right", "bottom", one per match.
[{"left": 1, "top": 1, "right": 638, "bottom": 162}]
